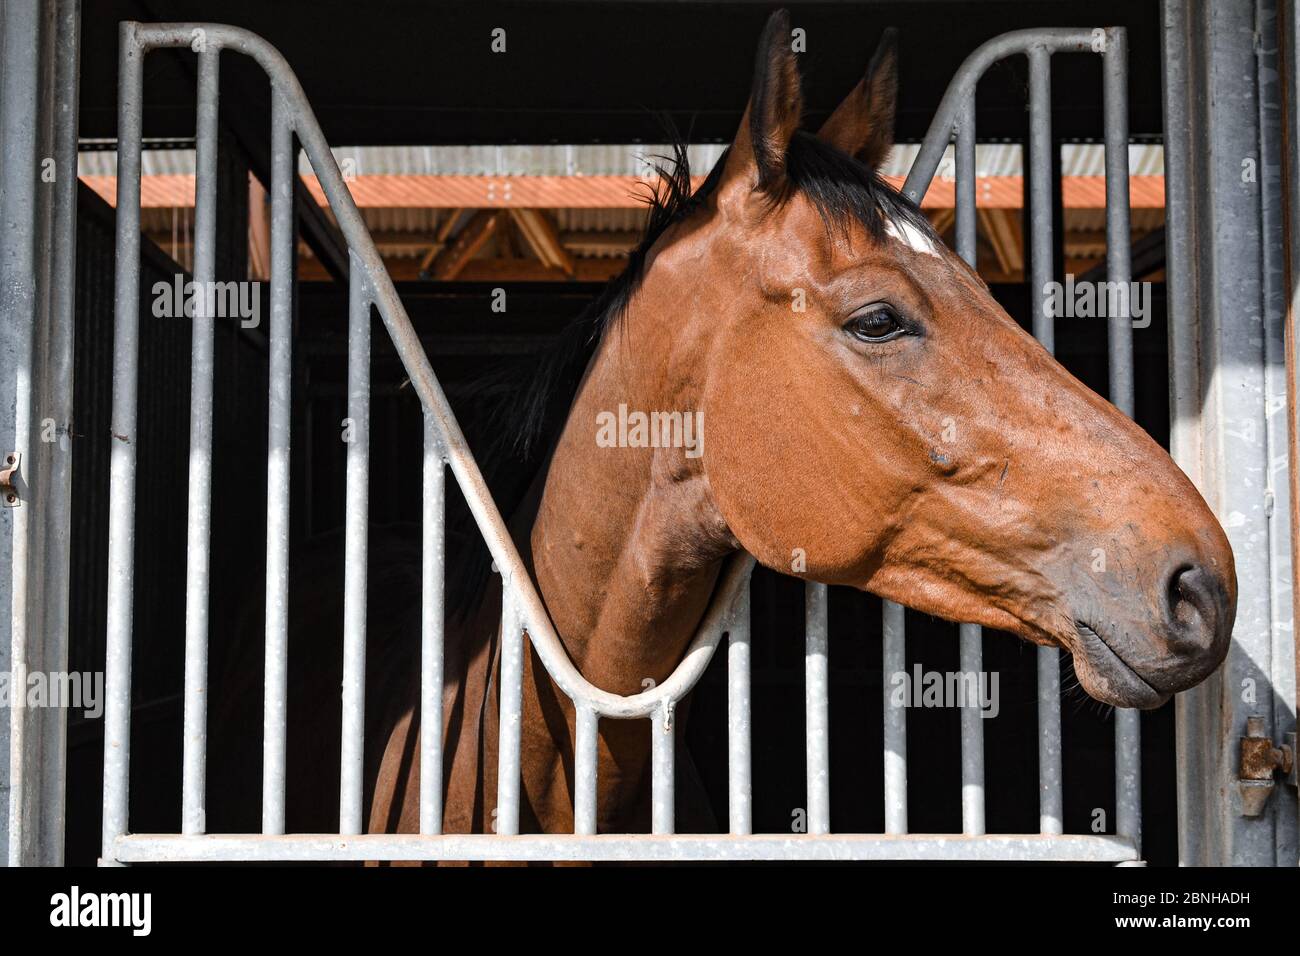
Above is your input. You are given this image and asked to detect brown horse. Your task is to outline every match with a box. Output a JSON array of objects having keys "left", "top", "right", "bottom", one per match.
[{"left": 346, "top": 11, "right": 1236, "bottom": 845}]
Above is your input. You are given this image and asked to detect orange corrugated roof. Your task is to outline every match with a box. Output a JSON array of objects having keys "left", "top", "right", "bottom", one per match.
[{"left": 81, "top": 172, "right": 1165, "bottom": 210}]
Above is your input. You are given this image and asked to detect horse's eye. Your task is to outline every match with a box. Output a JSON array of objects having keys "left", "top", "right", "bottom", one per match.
[{"left": 845, "top": 305, "right": 908, "bottom": 343}]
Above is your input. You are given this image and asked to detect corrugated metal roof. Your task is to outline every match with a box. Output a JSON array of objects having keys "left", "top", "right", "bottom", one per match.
[{"left": 80, "top": 142, "right": 1164, "bottom": 180}]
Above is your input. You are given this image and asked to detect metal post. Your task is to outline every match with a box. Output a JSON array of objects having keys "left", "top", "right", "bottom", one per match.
[
  {"left": 573, "top": 705, "right": 598, "bottom": 836},
  {"left": 1103, "top": 25, "right": 1142, "bottom": 856},
  {"left": 419, "top": 417, "right": 445, "bottom": 835},
  {"left": 727, "top": 579, "right": 752, "bottom": 835},
  {"left": 883, "top": 600, "right": 907, "bottom": 834},
  {"left": 181, "top": 46, "right": 219, "bottom": 838},
  {"left": 1166, "top": 0, "right": 1296, "bottom": 866},
  {"left": 1028, "top": 43, "right": 1064, "bottom": 836},
  {"left": 0, "top": 0, "right": 42, "bottom": 867},
  {"left": 100, "top": 20, "right": 144, "bottom": 865},
  {"left": 805, "top": 582, "right": 830, "bottom": 834},
  {"left": 955, "top": 101, "right": 986, "bottom": 837},
  {"left": 495, "top": 588, "right": 523, "bottom": 836},
  {"left": 651, "top": 703, "right": 675, "bottom": 835},
  {"left": 339, "top": 251, "right": 370, "bottom": 836},
  {"left": 261, "top": 89, "right": 293, "bottom": 836}
]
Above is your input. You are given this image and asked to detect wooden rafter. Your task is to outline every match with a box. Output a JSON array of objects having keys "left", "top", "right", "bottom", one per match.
[
  {"left": 510, "top": 208, "right": 575, "bottom": 276},
  {"left": 427, "top": 209, "right": 502, "bottom": 280}
]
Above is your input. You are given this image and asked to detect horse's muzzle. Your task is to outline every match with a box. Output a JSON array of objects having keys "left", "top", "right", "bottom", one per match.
[{"left": 1068, "top": 556, "right": 1235, "bottom": 709}]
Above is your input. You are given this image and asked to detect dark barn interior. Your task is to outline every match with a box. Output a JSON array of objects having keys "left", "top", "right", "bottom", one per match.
[{"left": 62, "top": 0, "right": 1176, "bottom": 864}]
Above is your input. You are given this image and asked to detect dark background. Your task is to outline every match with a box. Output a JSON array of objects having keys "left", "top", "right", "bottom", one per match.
[{"left": 63, "top": 0, "right": 1176, "bottom": 864}]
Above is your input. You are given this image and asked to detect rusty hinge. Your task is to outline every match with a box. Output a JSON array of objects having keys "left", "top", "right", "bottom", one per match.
[
  {"left": 1238, "top": 716, "right": 1295, "bottom": 817},
  {"left": 0, "top": 452, "right": 19, "bottom": 507}
]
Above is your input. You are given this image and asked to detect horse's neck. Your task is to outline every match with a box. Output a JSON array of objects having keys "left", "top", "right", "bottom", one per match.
[{"left": 529, "top": 317, "right": 736, "bottom": 694}]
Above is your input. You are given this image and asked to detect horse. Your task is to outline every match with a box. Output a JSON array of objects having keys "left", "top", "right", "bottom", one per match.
[{"left": 211, "top": 9, "right": 1235, "bottom": 854}]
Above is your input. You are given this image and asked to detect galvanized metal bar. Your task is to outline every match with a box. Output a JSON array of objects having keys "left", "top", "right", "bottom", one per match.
[
  {"left": 100, "top": 20, "right": 145, "bottom": 866},
  {"left": 573, "top": 705, "right": 598, "bottom": 836},
  {"left": 882, "top": 600, "right": 907, "bottom": 834},
  {"left": 260, "top": 89, "right": 293, "bottom": 836},
  {"left": 1028, "top": 43, "right": 1064, "bottom": 836},
  {"left": 419, "top": 417, "right": 445, "bottom": 835},
  {"left": 805, "top": 581, "right": 830, "bottom": 835},
  {"left": 113, "top": 832, "right": 1142, "bottom": 864},
  {"left": 727, "top": 578, "right": 752, "bottom": 835},
  {"left": 1, "top": 0, "right": 44, "bottom": 867},
  {"left": 958, "top": 623, "right": 985, "bottom": 835},
  {"left": 651, "top": 703, "right": 675, "bottom": 835},
  {"left": 339, "top": 251, "right": 370, "bottom": 836},
  {"left": 954, "top": 101, "right": 987, "bottom": 838},
  {"left": 34, "top": 0, "right": 82, "bottom": 865},
  {"left": 1103, "top": 25, "right": 1142, "bottom": 856},
  {"left": 495, "top": 587, "right": 523, "bottom": 836},
  {"left": 181, "top": 46, "right": 219, "bottom": 839}
]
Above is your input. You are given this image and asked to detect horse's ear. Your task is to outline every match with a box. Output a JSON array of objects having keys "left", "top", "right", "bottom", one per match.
[
  {"left": 816, "top": 28, "right": 899, "bottom": 168},
  {"left": 721, "top": 9, "right": 804, "bottom": 195}
]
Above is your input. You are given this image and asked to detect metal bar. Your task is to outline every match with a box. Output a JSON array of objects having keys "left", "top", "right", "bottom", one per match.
[
  {"left": 1103, "top": 25, "right": 1142, "bottom": 856},
  {"left": 882, "top": 600, "right": 907, "bottom": 835},
  {"left": 419, "top": 417, "right": 445, "bottom": 835},
  {"left": 34, "top": 0, "right": 82, "bottom": 865},
  {"left": 261, "top": 89, "right": 293, "bottom": 836},
  {"left": 727, "top": 578, "right": 752, "bottom": 835},
  {"left": 805, "top": 582, "right": 830, "bottom": 835},
  {"left": 651, "top": 703, "right": 675, "bottom": 835},
  {"left": 339, "top": 251, "right": 370, "bottom": 836},
  {"left": 112, "top": 832, "right": 1142, "bottom": 864},
  {"left": 100, "top": 20, "right": 144, "bottom": 866},
  {"left": 954, "top": 100, "right": 987, "bottom": 838},
  {"left": 573, "top": 705, "right": 598, "bottom": 836},
  {"left": 181, "top": 46, "right": 219, "bottom": 839},
  {"left": 958, "top": 623, "right": 986, "bottom": 835},
  {"left": 495, "top": 587, "right": 523, "bottom": 836},
  {"left": 1028, "top": 43, "right": 1064, "bottom": 836},
  {"left": 0, "top": 0, "right": 42, "bottom": 867}
]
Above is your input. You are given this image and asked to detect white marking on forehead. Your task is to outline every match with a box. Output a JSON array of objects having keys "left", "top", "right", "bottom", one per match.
[{"left": 884, "top": 218, "right": 942, "bottom": 258}]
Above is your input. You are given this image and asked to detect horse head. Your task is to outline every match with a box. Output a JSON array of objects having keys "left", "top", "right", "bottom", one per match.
[{"left": 614, "top": 10, "right": 1234, "bottom": 708}]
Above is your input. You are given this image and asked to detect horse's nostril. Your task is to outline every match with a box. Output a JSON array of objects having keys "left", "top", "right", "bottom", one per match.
[{"left": 1165, "top": 563, "right": 1226, "bottom": 650}]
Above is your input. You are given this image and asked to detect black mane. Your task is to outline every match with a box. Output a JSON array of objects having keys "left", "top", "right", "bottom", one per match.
[{"left": 448, "top": 129, "right": 938, "bottom": 615}]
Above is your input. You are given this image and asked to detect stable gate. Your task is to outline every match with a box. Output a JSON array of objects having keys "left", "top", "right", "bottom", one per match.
[
  {"left": 88, "top": 21, "right": 1147, "bottom": 865},
  {"left": 4, "top": 2, "right": 1297, "bottom": 868}
]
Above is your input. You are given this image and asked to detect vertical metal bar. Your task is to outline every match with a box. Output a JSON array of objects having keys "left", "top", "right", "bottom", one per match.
[
  {"left": 261, "top": 89, "right": 293, "bottom": 836},
  {"left": 339, "top": 251, "right": 370, "bottom": 836},
  {"left": 36, "top": 0, "right": 81, "bottom": 865},
  {"left": 1028, "top": 43, "right": 1064, "bottom": 836},
  {"left": 882, "top": 600, "right": 907, "bottom": 834},
  {"left": 573, "top": 705, "right": 598, "bottom": 836},
  {"left": 495, "top": 587, "right": 523, "bottom": 835},
  {"left": 955, "top": 102, "right": 977, "bottom": 265},
  {"left": 1104, "top": 25, "right": 1141, "bottom": 855},
  {"left": 958, "top": 623, "right": 986, "bottom": 835},
  {"left": 954, "top": 99, "right": 986, "bottom": 837},
  {"left": 181, "top": 46, "right": 219, "bottom": 839},
  {"left": 419, "top": 417, "right": 445, "bottom": 835},
  {"left": 727, "top": 579, "right": 752, "bottom": 835},
  {"left": 1, "top": 0, "right": 42, "bottom": 867},
  {"left": 651, "top": 703, "right": 675, "bottom": 835},
  {"left": 100, "top": 20, "right": 144, "bottom": 865},
  {"left": 805, "top": 581, "right": 830, "bottom": 835}
]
